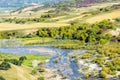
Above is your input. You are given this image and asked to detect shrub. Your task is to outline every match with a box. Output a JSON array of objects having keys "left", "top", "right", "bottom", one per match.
[
  {"left": 19, "top": 56, "right": 27, "bottom": 61},
  {"left": 77, "top": 78, "right": 82, "bottom": 80},
  {"left": 37, "top": 77, "right": 44, "bottom": 80},
  {"left": 100, "top": 71, "right": 108, "bottom": 78},
  {"left": 54, "top": 59, "right": 59, "bottom": 64},
  {"left": 115, "top": 18, "right": 120, "bottom": 22},
  {"left": 102, "top": 67, "right": 111, "bottom": 74},
  {"left": 84, "top": 73, "right": 89, "bottom": 79},
  {"left": 81, "top": 53, "right": 92, "bottom": 59},
  {"left": 10, "top": 59, "right": 22, "bottom": 66},
  {"left": 31, "top": 69, "right": 37, "bottom": 75},
  {"left": 0, "top": 76, "right": 5, "bottom": 80},
  {"left": 0, "top": 62, "right": 11, "bottom": 70},
  {"left": 38, "top": 68, "right": 45, "bottom": 72}
]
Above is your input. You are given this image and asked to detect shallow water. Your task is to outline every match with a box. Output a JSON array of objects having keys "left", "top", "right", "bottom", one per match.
[{"left": 0, "top": 43, "right": 85, "bottom": 80}]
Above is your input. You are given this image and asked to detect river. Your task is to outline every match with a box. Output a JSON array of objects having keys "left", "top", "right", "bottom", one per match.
[{"left": 0, "top": 39, "right": 85, "bottom": 80}]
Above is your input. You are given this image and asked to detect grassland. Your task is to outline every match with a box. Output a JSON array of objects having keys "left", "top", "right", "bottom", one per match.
[
  {"left": 86, "top": 9, "right": 120, "bottom": 23},
  {"left": 0, "top": 2, "right": 119, "bottom": 31},
  {"left": 0, "top": 64, "right": 38, "bottom": 80},
  {"left": 19, "top": 37, "right": 55, "bottom": 45},
  {"left": 23, "top": 54, "right": 49, "bottom": 67},
  {"left": 0, "top": 22, "right": 69, "bottom": 31},
  {"left": 0, "top": 1, "right": 120, "bottom": 80},
  {"left": 0, "top": 52, "right": 49, "bottom": 80}
]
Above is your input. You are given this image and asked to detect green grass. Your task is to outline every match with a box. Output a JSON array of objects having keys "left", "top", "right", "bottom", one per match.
[
  {"left": 23, "top": 54, "right": 49, "bottom": 67},
  {"left": 0, "top": 52, "right": 18, "bottom": 61},
  {"left": 0, "top": 52, "right": 49, "bottom": 67},
  {"left": 0, "top": 53, "right": 42, "bottom": 80},
  {"left": 20, "top": 37, "right": 84, "bottom": 49},
  {"left": 19, "top": 37, "right": 55, "bottom": 45}
]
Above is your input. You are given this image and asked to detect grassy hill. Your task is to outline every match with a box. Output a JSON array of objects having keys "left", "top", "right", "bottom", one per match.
[
  {"left": 0, "top": 64, "right": 37, "bottom": 80},
  {"left": 0, "top": 53, "right": 49, "bottom": 80},
  {"left": 0, "top": 1, "right": 119, "bottom": 31}
]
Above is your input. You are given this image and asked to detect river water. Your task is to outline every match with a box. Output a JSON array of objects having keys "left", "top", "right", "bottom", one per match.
[{"left": 0, "top": 39, "right": 85, "bottom": 80}]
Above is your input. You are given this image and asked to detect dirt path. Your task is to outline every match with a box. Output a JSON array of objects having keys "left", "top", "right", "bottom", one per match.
[{"left": 86, "top": 10, "right": 120, "bottom": 23}]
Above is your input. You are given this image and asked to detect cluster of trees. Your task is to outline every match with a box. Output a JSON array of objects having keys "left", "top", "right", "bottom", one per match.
[
  {"left": 4, "top": 56, "right": 27, "bottom": 66},
  {"left": 0, "top": 19, "right": 115, "bottom": 45},
  {"left": 36, "top": 19, "right": 115, "bottom": 44},
  {"left": 0, "top": 56, "right": 26, "bottom": 71}
]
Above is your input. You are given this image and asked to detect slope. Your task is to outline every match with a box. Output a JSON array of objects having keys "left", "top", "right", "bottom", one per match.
[{"left": 0, "top": 64, "right": 37, "bottom": 80}]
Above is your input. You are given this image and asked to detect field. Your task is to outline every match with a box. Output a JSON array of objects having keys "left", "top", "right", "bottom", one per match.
[
  {"left": 86, "top": 10, "right": 120, "bottom": 23},
  {"left": 0, "top": 23, "right": 69, "bottom": 31},
  {"left": 0, "top": 2, "right": 119, "bottom": 31}
]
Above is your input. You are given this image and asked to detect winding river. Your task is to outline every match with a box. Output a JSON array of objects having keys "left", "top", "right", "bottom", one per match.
[{"left": 0, "top": 39, "right": 86, "bottom": 80}]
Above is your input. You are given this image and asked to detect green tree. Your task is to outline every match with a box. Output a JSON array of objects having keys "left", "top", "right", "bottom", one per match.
[
  {"left": 19, "top": 56, "right": 27, "bottom": 61},
  {"left": 0, "top": 62, "right": 11, "bottom": 70}
]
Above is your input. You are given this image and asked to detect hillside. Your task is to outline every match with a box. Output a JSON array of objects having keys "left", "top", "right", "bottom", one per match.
[
  {"left": 53, "top": 0, "right": 120, "bottom": 8},
  {"left": 0, "top": 1, "right": 120, "bottom": 80},
  {"left": 0, "top": 0, "right": 119, "bottom": 9},
  {"left": 0, "top": 1, "right": 119, "bottom": 31},
  {"left": 0, "top": 0, "right": 69, "bottom": 8},
  {"left": 0, "top": 64, "right": 37, "bottom": 80}
]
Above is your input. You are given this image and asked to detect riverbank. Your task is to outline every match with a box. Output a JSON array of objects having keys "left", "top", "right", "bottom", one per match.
[{"left": 68, "top": 43, "right": 120, "bottom": 79}]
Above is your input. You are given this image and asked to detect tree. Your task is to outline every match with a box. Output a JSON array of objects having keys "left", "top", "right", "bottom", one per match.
[
  {"left": 0, "top": 62, "right": 11, "bottom": 70},
  {"left": 19, "top": 56, "right": 27, "bottom": 61}
]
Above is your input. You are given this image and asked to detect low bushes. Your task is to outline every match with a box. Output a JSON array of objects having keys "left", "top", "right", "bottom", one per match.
[
  {"left": 0, "top": 62, "right": 11, "bottom": 70},
  {"left": 4, "top": 56, "right": 27, "bottom": 66},
  {"left": 81, "top": 53, "right": 92, "bottom": 59},
  {"left": 0, "top": 76, "right": 5, "bottom": 80},
  {"left": 37, "top": 77, "right": 44, "bottom": 80}
]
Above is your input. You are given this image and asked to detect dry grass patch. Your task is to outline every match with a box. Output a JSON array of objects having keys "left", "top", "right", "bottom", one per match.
[
  {"left": 0, "top": 22, "right": 69, "bottom": 31},
  {"left": 86, "top": 10, "right": 120, "bottom": 23}
]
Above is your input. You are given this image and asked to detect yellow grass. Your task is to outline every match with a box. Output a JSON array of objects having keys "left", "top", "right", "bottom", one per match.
[
  {"left": 58, "top": 15, "right": 85, "bottom": 23},
  {"left": 0, "top": 64, "right": 37, "bottom": 80},
  {"left": 86, "top": 10, "right": 120, "bottom": 23},
  {"left": 0, "top": 22, "right": 69, "bottom": 31}
]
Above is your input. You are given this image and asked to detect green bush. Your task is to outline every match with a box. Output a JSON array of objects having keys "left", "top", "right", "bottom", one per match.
[
  {"left": 0, "top": 62, "right": 11, "bottom": 70},
  {"left": 81, "top": 53, "right": 92, "bottom": 59},
  {"left": 37, "top": 77, "right": 44, "bottom": 80},
  {"left": 31, "top": 69, "right": 37, "bottom": 75},
  {"left": 10, "top": 59, "right": 22, "bottom": 66},
  {"left": 19, "top": 56, "right": 27, "bottom": 61},
  {"left": 0, "top": 76, "right": 5, "bottom": 80},
  {"left": 100, "top": 71, "right": 108, "bottom": 78}
]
